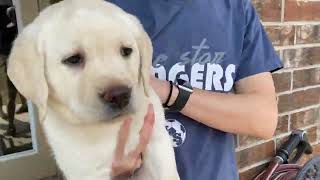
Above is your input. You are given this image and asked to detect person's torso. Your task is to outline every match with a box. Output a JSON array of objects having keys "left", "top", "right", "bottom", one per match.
[{"left": 107, "top": 1, "right": 247, "bottom": 179}]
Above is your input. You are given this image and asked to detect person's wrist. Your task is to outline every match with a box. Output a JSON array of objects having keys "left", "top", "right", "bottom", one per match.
[
  {"left": 150, "top": 76, "right": 171, "bottom": 104},
  {"left": 166, "top": 79, "right": 193, "bottom": 112},
  {"left": 160, "top": 80, "right": 171, "bottom": 104}
]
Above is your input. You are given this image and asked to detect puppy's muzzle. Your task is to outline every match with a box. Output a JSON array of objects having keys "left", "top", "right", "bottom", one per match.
[{"left": 100, "top": 86, "right": 132, "bottom": 110}]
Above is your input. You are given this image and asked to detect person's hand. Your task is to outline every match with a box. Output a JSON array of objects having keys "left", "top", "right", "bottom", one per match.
[
  {"left": 111, "top": 104, "right": 155, "bottom": 179},
  {"left": 149, "top": 76, "right": 170, "bottom": 104}
]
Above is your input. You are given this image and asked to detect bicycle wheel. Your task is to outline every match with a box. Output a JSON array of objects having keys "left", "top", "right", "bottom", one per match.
[{"left": 295, "top": 156, "right": 320, "bottom": 180}]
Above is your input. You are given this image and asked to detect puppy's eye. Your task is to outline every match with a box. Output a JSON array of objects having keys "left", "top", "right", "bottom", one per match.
[
  {"left": 120, "top": 46, "right": 132, "bottom": 57},
  {"left": 62, "top": 54, "right": 83, "bottom": 66}
]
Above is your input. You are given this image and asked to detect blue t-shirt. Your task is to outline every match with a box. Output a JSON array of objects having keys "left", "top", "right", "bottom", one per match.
[{"left": 107, "top": 0, "right": 283, "bottom": 179}]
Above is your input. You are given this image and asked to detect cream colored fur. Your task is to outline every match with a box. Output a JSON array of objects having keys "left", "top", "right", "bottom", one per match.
[{"left": 7, "top": 0, "right": 180, "bottom": 180}]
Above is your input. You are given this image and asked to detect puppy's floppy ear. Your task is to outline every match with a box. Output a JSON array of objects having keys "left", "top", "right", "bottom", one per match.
[
  {"left": 126, "top": 15, "right": 153, "bottom": 97},
  {"left": 7, "top": 27, "right": 48, "bottom": 122},
  {"left": 137, "top": 27, "right": 152, "bottom": 97}
]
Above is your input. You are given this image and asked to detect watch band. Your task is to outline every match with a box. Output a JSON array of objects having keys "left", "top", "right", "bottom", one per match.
[{"left": 168, "top": 81, "right": 193, "bottom": 111}]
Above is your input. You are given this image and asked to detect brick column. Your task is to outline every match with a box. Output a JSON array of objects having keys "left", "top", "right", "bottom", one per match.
[{"left": 237, "top": 0, "right": 320, "bottom": 179}]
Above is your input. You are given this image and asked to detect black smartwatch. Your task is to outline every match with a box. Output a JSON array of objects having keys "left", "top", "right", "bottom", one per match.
[{"left": 168, "top": 78, "right": 193, "bottom": 111}]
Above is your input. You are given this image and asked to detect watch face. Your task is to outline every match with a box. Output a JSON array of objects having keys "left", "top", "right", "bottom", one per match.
[
  {"left": 176, "top": 78, "right": 193, "bottom": 92},
  {"left": 176, "top": 78, "right": 186, "bottom": 85}
]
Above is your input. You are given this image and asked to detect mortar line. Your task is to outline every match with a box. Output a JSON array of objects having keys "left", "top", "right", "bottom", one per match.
[
  {"left": 278, "top": 105, "right": 320, "bottom": 116},
  {"left": 275, "top": 43, "right": 320, "bottom": 50},
  {"left": 263, "top": 21, "right": 320, "bottom": 26},
  {"left": 281, "top": 0, "right": 285, "bottom": 23},
  {"left": 276, "top": 84, "right": 320, "bottom": 96},
  {"left": 273, "top": 65, "right": 320, "bottom": 73},
  {"left": 238, "top": 159, "right": 271, "bottom": 173},
  {"left": 294, "top": 24, "right": 297, "bottom": 45}
]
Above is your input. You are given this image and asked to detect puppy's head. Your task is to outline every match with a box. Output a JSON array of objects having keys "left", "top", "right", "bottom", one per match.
[{"left": 7, "top": 0, "right": 152, "bottom": 123}]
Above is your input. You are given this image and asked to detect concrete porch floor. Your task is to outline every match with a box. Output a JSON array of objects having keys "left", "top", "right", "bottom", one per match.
[{"left": 0, "top": 105, "right": 32, "bottom": 156}]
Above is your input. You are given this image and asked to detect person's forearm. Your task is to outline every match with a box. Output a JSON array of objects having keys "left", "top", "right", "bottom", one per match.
[
  {"left": 150, "top": 74, "right": 278, "bottom": 139},
  {"left": 180, "top": 88, "right": 278, "bottom": 139}
]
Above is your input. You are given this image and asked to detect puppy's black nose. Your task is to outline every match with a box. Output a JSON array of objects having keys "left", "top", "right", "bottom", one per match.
[{"left": 101, "top": 86, "right": 131, "bottom": 109}]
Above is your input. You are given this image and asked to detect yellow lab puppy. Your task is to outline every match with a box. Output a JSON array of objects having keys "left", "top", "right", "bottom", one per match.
[{"left": 7, "top": 0, "right": 180, "bottom": 180}]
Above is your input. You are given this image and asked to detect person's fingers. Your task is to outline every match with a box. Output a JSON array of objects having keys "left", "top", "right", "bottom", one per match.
[
  {"left": 139, "top": 104, "right": 155, "bottom": 135},
  {"left": 112, "top": 155, "right": 142, "bottom": 177},
  {"left": 112, "top": 104, "right": 154, "bottom": 178},
  {"left": 140, "top": 104, "right": 155, "bottom": 143},
  {"left": 114, "top": 118, "right": 132, "bottom": 161},
  {"left": 134, "top": 156, "right": 142, "bottom": 169},
  {"left": 131, "top": 104, "right": 155, "bottom": 157},
  {"left": 112, "top": 159, "right": 133, "bottom": 177}
]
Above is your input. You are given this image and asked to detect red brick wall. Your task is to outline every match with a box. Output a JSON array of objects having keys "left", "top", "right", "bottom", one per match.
[{"left": 237, "top": 0, "right": 320, "bottom": 179}]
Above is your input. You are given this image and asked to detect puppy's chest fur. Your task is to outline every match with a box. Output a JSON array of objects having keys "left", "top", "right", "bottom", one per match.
[{"left": 43, "top": 100, "right": 152, "bottom": 179}]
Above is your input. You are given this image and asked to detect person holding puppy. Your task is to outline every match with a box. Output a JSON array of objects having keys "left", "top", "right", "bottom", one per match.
[{"left": 110, "top": 0, "right": 282, "bottom": 179}]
